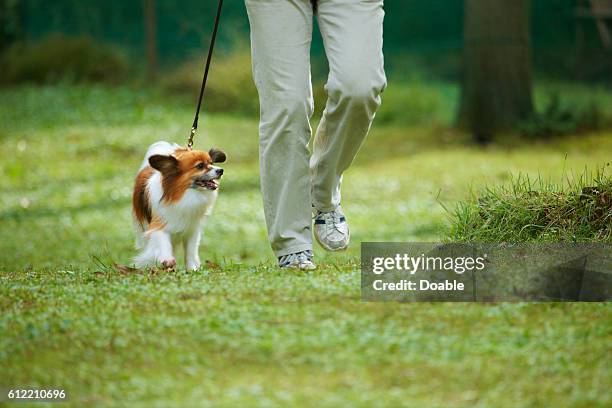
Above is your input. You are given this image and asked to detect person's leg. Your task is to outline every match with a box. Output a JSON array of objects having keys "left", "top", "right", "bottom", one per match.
[
  {"left": 311, "top": 0, "right": 387, "bottom": 212},
  {"left": 245, "top": 0, "right": 315, "bottom": 257}
]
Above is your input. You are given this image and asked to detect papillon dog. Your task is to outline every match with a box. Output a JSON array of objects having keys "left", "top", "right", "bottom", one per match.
[{"left": 132, "top": 141, "right": 226, "bottom": 270}]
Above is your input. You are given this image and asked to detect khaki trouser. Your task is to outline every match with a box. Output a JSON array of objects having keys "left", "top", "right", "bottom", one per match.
[{"left": 245, "top": 0, "right": 386, "bottom": 257}]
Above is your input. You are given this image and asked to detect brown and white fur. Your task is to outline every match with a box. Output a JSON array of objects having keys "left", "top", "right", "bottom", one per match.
[{"left": 132, "top": 141, "right": 226, "bottom": 270}]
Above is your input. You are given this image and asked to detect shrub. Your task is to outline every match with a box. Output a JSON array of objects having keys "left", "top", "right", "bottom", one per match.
[
  {"left": 520, "top": 94, "right": 606, "bottom": 138},
  {"left": 0, "top": 34, "right": 128, "bottom": 85},
  {"left": 448, "top": 170, "right": 612, "bottom": 243},
  {"left": 375, "top": 80, "right": 458, "bottom": 126},
  {"left": 161, "top": 50, "right": 260, "bottom": 116}
]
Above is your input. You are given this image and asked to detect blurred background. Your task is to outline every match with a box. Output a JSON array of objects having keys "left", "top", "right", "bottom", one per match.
[
  {"left": 0, "top": 0, "right": 611, "bottom": 269},
  {"left": 1, "top": 2, "right": 611, "bottom": 404},
  {"left": 1, "top": 0, "right": 611, "bottom": 127}
]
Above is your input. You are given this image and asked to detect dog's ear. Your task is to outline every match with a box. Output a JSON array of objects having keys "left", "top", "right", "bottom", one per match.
[
  {"left": 149, "top": 154, "right": 179, "bottom": 174},
  {"left": 209, "top": 148, "right": 227, "bottom": 163}
]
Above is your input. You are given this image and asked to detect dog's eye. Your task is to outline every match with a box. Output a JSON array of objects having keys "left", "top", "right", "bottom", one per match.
[{"left": 196, "top": 163, "right": 205, "bottom": 170}]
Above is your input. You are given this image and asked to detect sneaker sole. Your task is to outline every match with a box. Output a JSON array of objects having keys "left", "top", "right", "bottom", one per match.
[{"left": 280, "top": 263, "right": 317, "bottom": 270}]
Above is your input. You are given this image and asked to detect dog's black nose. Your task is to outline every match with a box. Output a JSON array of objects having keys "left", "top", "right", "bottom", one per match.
[{"left": 216, "top": 168, "right": 224, "bottom": 176}]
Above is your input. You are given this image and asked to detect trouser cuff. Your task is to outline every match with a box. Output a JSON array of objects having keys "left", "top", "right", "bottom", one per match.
[{"left": 274, "top": 243, "right": 313, "bottom": 258}]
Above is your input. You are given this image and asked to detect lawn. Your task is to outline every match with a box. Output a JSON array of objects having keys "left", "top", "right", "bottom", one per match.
[{"left": 1, "top": 85, "right": 611, "bottom": 407}]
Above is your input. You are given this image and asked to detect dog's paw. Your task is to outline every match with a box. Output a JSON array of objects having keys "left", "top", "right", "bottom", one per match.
[
  {"left": 186, "top": 262, "right": 201, "bottom": 271},
  {"left": 161, "top": 258, "right": 176, "bottom": 270}
]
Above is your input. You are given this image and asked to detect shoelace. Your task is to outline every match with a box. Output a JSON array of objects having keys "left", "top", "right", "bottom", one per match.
[
  {"left": 315, "top": 211, "right": 345, "bottom": 237},
  {"left": 279, "top": 250, "right": 313, "bottom": 267}
]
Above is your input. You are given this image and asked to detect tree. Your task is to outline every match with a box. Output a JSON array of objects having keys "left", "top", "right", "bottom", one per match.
[
  {"left": 458, "top": 0, "right": 534, "bottom": 144},
  {"left": 0, "top": 0, "right": 23, "bottom": 52},
  {"left": 143, "top": 0, "right": 158, "bottom": 79}
]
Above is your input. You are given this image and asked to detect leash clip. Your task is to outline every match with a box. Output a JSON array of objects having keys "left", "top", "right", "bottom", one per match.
[{"left": 187, "top": 127, "right": 196, "bottom": 149}]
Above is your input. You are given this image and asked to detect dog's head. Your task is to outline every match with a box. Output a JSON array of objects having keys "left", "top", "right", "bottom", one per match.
[{"left": 149, "top": 147, "right": 226, "bottom": 201}]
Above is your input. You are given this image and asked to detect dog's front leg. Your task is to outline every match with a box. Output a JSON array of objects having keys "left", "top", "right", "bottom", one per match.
[
  {"left": 184, "top": 228, "right": 202, "bottom": 271},
  {"left": 150, "top": 229, "right": 176, "bottom": 269}
]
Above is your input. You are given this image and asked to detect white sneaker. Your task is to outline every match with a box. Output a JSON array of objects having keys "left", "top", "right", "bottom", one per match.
[
  {"left": 278, "top": 250, "right": 316, "bottom": 270},
  {"left": 313, "top": 207, "right": 350, "bottom": 251}
]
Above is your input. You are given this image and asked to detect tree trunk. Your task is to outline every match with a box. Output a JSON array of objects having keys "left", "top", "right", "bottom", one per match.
[
  {"left": 458, "top": 0, "right": 534, "bottom": 144},
  {"left": 0, "top": 0, "right": 24, "bottom": 52},
  {"left": 143, "top": 0, "right": 158, "bottom": 79}
]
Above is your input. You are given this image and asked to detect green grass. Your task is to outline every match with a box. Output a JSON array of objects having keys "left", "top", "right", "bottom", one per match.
[
  {"left": 450, "top": 170, "right": 612, "bottom": 243},
  {"left": 1, "top": 84, "right": 611, "bottom": 407}
]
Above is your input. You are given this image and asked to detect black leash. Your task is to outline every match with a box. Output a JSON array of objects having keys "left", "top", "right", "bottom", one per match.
[{"left": 187, "top": 0, "right": 224, "bottom": 149}]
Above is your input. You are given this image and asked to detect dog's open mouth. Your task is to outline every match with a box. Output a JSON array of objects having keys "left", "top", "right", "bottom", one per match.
[{"left": 195, "top": 179, "right": 219, "bottom": 190}]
